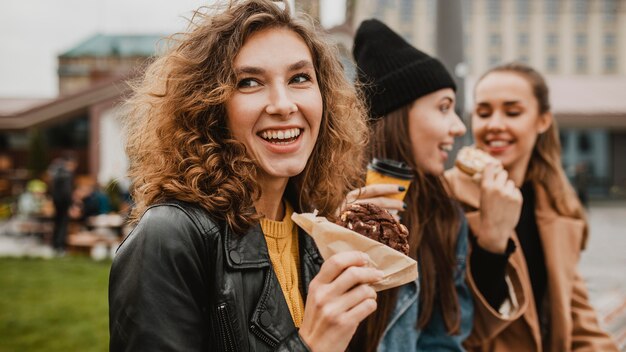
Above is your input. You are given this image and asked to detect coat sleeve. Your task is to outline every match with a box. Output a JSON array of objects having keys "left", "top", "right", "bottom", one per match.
[
  {"left": 570, "top": 270, "right": 619, "bottom": 351},
  {"left": 463, "top": 211, "right": 529, "bottom": 347},
  {"left": 109, "top": 205, "right": 213, "bottom": 352}
]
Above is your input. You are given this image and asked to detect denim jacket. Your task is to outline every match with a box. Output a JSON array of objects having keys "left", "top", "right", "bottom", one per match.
[{"left": 378, "top": 216, "right": 473, "bottom": 352}]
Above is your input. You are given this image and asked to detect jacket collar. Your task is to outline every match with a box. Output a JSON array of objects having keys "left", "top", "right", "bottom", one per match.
[{"left": 224, "top": 222, "right": 271, "bottom": 269}]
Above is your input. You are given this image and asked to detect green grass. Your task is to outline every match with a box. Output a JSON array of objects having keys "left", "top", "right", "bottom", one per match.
[{"left": 0, "top": 257, "right": 111, "bottom": 351}]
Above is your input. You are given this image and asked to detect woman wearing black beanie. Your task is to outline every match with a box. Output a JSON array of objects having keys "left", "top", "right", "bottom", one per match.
[{"left": 346, "top": 19, "right": 522, "bottom": 351}]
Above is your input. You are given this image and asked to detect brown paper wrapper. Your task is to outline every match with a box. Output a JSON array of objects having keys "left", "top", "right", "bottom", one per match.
[{"left": 292, "top": 212, "right": 418, "bottom": 291}]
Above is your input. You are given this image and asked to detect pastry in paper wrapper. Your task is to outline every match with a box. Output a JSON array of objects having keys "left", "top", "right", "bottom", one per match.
[
  {"left": 291, "top": 210, "right": 417, "bottom": 292},
  {"left": 336, "top": 203, "right": 410, "bottom": 256}
]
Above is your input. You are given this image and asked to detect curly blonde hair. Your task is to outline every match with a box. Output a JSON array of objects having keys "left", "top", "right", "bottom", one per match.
[{"left": 123, "top": 0, "right": 368, "bottom": 233}]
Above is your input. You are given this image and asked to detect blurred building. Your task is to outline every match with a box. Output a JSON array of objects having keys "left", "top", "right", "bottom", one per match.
[
  {"left": 0, "top": 34, "right": 162, "bottom": 197},
  {"left": 350, "top": 0, "right": 626, "bottom": 198},
  {"left": 58, "top": 34, "right": 165, "bottom": 96}
]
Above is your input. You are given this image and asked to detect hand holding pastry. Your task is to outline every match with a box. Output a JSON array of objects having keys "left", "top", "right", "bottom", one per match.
[{"left": 475, "top": 164, "right": 522, "bottom": 253}]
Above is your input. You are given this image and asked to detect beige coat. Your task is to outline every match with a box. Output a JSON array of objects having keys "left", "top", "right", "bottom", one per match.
[{"left": 445, "top": 168, "right": 618, "bottom": 352}]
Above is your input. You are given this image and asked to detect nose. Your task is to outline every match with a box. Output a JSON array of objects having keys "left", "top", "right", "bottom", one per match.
[
  {"left": 485, "top": 112, "right": 505, "bottom": 131},
  {"left": 450, "top": 112, "right": 467, "bottom": 137},
  {"left": 265, "top": 85, "right": 297, "bottom": 117}
]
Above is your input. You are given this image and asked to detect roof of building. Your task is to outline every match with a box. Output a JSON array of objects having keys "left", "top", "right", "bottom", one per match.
[
  {"left": 59, "top": 33, "right": 168, "bottom": 58},
  {"left": 0, "top": 98, "right": 54, "bottom": 117},
  {"left": 0, "top": 75, "right": 132, "bottom": 130}
]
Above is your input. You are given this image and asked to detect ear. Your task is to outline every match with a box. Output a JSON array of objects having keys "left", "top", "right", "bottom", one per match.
[{"left": 537, "top": 111, "right": 553, "bottom": 134}]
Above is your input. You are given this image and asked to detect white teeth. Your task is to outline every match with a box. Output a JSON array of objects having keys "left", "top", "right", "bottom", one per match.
[
  {"left": 260, "top": 128, "right": 301, "bottom": 141},
  {"left": 489, "top": 140, "right": 509, "bottom": 147},
  {"left": 440, "top": 145, "right": 453, "bottom": 151}
]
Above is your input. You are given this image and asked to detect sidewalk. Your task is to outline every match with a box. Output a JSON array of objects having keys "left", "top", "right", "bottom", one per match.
[{"left": 580, "top": 200, "right": 626, "bottom": 350}]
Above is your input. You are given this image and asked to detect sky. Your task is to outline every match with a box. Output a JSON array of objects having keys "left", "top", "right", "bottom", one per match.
[{"left": 0, "top": 0, "right": 345, "bottom": 98}]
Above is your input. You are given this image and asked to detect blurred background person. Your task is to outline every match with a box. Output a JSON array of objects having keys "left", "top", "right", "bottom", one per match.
[
  {"left": 48, "top": 155, "right": 77, "bottom": 255},
  {"left": 446, "top": 63, "right": 619, "bottom": 351},
  {"left": 347, "top": 19, "right": 473, "bottom": 351}
]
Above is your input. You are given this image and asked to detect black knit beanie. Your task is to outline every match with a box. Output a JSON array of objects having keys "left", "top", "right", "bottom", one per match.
[{"left": 353, "top": 19, "right": 457, "bottom": 120}]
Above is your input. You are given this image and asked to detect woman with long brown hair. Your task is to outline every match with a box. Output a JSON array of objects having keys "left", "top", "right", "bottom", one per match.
[
  {"left": 347, "top": 19, "right": 476, "bottom": 351},
  {"left": 446, "top": 62, "right": 618, "bottom": 351},
  {"left": 109, "top": 1, "right": 382, "bottom": 351}
]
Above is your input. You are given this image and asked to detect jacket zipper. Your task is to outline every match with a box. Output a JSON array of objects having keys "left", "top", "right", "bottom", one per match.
[
  {"left": 217, "top": 303, "right": 237, "bottom": 352},
  {"left": 250, "top": 323, "right": 278, "bottom": 348}
]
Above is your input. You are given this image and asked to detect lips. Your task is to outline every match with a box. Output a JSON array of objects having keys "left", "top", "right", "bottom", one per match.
[{"left": 439, "top": 144, "right": 453, "bottom": 152}]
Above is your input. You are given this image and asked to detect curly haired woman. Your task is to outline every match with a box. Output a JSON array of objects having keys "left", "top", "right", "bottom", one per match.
[{"left": 108, "top": 1, "right": 381, "bottom": 351}]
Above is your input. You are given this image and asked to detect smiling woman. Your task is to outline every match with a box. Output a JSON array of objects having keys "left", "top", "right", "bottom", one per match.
[{"left": 108, "top": 1, "right": 379, "bottom": 351}]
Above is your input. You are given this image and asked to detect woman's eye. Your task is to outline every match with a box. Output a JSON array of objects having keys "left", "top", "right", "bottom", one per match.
[
  {"left": 506, "top": 110, "right": 522, "bottom": 117},
  {"left": 290, "top": 73, "right": 311, "bottom": 84},
  {"left": 237, "top": 78, "right": 260, "bottom": 88},
  {"left": 440, "top": 104, "right": 451, "bottom": 113},
  {"left": 475, "top": 109, "right": 492, "bottom": 118}
]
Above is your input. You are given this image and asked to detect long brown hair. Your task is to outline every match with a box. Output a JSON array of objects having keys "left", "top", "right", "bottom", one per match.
[
  {"left": 123, "top": 0, "right": 368, "bottom": 232},
  {"left": 477, "top": 63, "right": 588, "bottom": 243},
  {"left": 350, "top": 106, "right": 462, "bottom": 351}
]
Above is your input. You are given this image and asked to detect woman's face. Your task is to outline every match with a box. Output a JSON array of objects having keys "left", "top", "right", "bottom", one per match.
[
  {"left": 226, "top": 27, "right": 323, "bottom": 182},
  {"left": 408, "top": 88, "right": 466, "bottom": 175},
  {"left": 472, "top": 71, "right": 552, "bottom": 176}
]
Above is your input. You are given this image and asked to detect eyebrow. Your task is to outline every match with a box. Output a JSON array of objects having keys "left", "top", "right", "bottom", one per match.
[
  {"left": 234, "top": 60, "right": 314, "bottom": 76},
  {"left": 503, "top": 101, "right": 522, "bottom": 107},
  {"left": 476, "top": 101, "right": 521, "bottom": 107},
  {"left": 440, "top": 96, "right": 454, "bottom": 103}
]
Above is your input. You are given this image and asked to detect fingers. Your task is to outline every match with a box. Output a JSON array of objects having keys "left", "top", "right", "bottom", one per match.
[
  {"left": 353, "top": 197, "right": 405, "bottom": 212},
  {"left": 312, "top": 251, "right": 369, "bottom": 285},
  {"left": 327, "top": 265, "right": 384, "bottom": 297},
  {"left": 482, "top": 164, "right": 509, "bottom": 188},
  {"left": 346, "top": 184, "right": 405, "bottom": 203},
  {"left": 343, "top": 295, "right": 378, "bottom": 325}
]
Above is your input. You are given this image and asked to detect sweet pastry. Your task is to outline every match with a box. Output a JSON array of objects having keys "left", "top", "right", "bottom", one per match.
[
  {"left": 336, "top": 203, "right": 409, "bottom": 255},
  {"left": 455, "top": 146, "right": 501, "bottom": 176}
]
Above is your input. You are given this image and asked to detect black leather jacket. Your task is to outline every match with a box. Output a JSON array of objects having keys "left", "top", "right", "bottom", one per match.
[{"left": 109, "top": 202, "right": 323, "bottom": 351}]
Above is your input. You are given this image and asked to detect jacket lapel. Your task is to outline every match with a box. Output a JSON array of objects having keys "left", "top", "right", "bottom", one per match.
[
  {"left": 225, "top": 222, "right": 322, "bottom": 347},
  {"left": 534, "top": 185, "right": 585, "bottom": 351}
]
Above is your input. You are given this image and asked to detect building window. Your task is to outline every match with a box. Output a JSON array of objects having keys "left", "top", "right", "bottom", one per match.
[
  {"left": 547, "top": 33, "right": 559, "bottom": 46},
  {"left": 545, "top": 0, "right": 560, "bottom": 22},
  {"left": 489, "top": 55, "right": 501, "bottom": 66},
  {"left": 576, "top": 55, "right": 587, "bottom": 72},
  {"left": 576, "top": 33, "right": 587, "bottom": 47},
  {"left": 605, "top": 33, "right": 616, "bottom": 47},
  {"left": 604, "top": 0, "right": 618, "bottom": 21},
  {"left": 547, "top": 55, "right": 558, "bottom": 72},
  {"left": 517, "top": 0, "right": 530, "bottom": 21},
  {"left": 578, "top": 132, "right": 592, "bottom": 153},
  {"left": 490, "top": 33, "right": 501, "bottom": 46},
  {"left": 574, "top": 0, "right": 588, "bottom": 21},
  {"left": 559, "top": 131, "right": 568, "bottom": 149},
  {"left": 518, "top": 32, "right": 529, "bottom": 46},
  {"left": 375, "top": 0, "right": 390, "bottom": 18},
  {"left": 518, "top": 55, "right": 529, "bottom": 64},
  {"left": 487, "top": 0, "right": 501, "bottom": 21},
  {"left": 605, "top": 56, "right": 617, "bottom": 73},
  {"left": 400, "top": 0, "right": 414, "bottom": 22}
]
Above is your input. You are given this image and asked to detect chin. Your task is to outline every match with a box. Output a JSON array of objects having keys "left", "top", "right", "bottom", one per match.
[{"left": 263, "top": 164, "right": 307, "bottom": 179}]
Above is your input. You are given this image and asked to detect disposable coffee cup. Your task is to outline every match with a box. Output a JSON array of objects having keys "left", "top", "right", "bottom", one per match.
[{"left": 366, "top": 158, "right": 413, "bottom": 201}]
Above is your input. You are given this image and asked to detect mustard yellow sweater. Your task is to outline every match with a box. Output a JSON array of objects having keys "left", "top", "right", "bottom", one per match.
[{"left": 259, "top": 202, "right": 304, "bottom": 327}]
